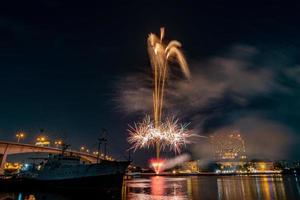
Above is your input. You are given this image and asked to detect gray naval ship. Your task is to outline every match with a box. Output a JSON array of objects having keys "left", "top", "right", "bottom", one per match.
[{"left": 1, "top": 145, "right": 130, "bottom": 191}]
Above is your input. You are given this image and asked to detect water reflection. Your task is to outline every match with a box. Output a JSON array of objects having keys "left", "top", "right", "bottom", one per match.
[
  {"left": 125, "top": 175, "right": 300, "bottom": 200},
  {"left": 215, "top": 175, "right": 287, "bottom": 200},
  {"left": 1, "top": 175, "right": 299, "bottom": 199},
  {"left": 126, "top": 176, "right": 189, "bottom": 200}
]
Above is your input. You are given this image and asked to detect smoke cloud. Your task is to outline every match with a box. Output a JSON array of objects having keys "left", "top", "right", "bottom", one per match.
[
  {"left": 116, "top": 45, "right": 299, "bottom": 160},
  {"left": 160, "top": 154, "right": 191, "bottom": 171}
]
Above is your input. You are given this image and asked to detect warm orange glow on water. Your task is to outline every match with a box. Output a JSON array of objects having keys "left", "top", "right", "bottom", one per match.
[
  {"left": 124, "top": 175, "right": 294, "bottom": 200},
  {"left": 262, "top": 176, "right": 271, "bottom": 200},
  {"left": 151, "top": 176, "right": 165, "bottom": 197}
]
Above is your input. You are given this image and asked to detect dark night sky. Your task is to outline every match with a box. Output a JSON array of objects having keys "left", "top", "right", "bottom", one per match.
[{"left": 1, "top": 1, "right": 300, "bottom": 164}]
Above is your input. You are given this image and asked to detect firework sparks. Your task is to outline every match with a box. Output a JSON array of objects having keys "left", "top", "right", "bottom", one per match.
[
  {"left": 127, "top": 28, "right": 191, "bottom": 169},
  {"left": 128, "top": 116, "right": 194, "bottom": 153},
  {"left": 147, "top": 28, "right": 191, "bottom": 158}
]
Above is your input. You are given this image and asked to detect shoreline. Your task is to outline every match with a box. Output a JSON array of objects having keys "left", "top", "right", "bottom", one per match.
[{"left": 126, "top": 171, "right": 298, "bottom": 177}]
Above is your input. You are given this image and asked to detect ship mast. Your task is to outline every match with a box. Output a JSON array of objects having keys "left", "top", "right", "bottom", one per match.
[{"left": 97, "top": 128, "right": 108, "bottom": 163}]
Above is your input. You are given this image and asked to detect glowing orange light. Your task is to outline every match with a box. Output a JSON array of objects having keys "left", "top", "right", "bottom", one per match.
[
  {"left": 151, "top": 176, "right": 165, "bottom": 197},
  {"left": 150, "top": 158, "right": 165, "bottom": 174},
  {"left": 16, "top": 132, "right": 25, "bottom": 143},
  {"left": 54, "top": 140, "right": 62, "bottom": 145}
]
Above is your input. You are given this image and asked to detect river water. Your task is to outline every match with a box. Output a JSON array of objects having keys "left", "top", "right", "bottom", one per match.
[
  {"left": 124, "top": 174, "right": 300, "bottom": 200},
  {"left": 1, "top": 175, "right": 300, "bottom": 199}
]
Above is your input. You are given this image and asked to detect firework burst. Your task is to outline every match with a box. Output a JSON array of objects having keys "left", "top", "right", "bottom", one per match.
[{"left": 128, "top": 116, "right": 194, "bottom": 153}]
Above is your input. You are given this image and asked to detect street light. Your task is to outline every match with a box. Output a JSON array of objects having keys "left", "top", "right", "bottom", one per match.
[
  {"left": 16, "top": 132, "right": 25, "bottom": 143},
  {"left": 54, "top": 140, "right": 63, "bottom": 148}
]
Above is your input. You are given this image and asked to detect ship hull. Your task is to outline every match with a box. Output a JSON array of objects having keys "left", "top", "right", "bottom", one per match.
[
  {"left": 1, "top": 158, "right": 130, "bottom": 197},
  {"left": 40, "top": 174, "right": 125, "bottom": 190},
  {"left": 0, "top": 160, "right": 130, "bottom": 191},
  {"left": 0, "top": 173, "right": 125, "bottom": 191}
]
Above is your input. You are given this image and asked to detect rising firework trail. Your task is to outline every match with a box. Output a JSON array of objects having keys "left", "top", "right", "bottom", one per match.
[
  {"left": 127, "top": 28, "right": 191, "bottom": 172},
  {"left": 147, "top": 28, "right": 191, "bottom": 158}
]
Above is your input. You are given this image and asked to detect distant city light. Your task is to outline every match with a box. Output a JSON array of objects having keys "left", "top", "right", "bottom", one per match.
[{"left": 80, "top": 146, "right": 85, "bottom": 151}]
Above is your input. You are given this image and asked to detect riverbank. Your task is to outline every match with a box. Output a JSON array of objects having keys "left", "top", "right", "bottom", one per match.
[{"left": 126, "top": 171, "right": 298, "bottom": 178}]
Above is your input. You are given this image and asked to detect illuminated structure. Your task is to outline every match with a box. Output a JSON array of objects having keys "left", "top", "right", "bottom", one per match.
[
  {"left": 4, "top": 162, "right": 22, "bottom": 174},
  {"left": 177, "top": 161, "right": 199, "bottom": 173},
  {"left": 248, "top": 160, "right": 279, "bottom": 173},
  {"left": 0, "top": 140, "right": 101, "bottom": 172},
  {"left": 35, "top": 136, "right": 50, "bottom": 147},
  {"left": 210, "top": 130, "right": 247, "bottom": 161}
]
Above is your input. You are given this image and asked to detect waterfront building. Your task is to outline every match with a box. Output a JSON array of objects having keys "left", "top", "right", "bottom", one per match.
[
  {"left": 209, "top": 131, "right": 248, "bottom": 173},
  {"left": 178, "top": 161, "right": 200, "bottom": 173},
  {"left": 210, "top": 130, "right": 247, "bottom": 161},
  {"left": 248, "top": 160, "right": 276, "bottom": 173}
]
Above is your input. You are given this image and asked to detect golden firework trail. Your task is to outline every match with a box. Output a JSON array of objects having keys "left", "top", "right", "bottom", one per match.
[{"left": 147, "top": 28, "right": 190, "bottom": 158}]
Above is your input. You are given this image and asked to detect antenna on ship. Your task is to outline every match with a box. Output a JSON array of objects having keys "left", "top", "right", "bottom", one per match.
[{"left": 97, "top": 128, "right": 108, "bottom": 163}]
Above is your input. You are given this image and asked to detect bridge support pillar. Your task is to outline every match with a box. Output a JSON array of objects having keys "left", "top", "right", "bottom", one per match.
[{"left": 0, "top": 144, "right": 9, "bottom": 174}]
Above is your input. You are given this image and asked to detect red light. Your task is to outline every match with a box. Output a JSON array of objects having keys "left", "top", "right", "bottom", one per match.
[
  {"left": 151, "top": 176, "right": 165, "bottom": 196},
  {"left": 150, "top": 158, "right": 165, "bottom": 174}
]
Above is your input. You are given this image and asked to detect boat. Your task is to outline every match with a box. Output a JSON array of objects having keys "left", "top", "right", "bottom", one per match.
[{"left": 0, "top": 145, "right": 130, "bottom": 191}]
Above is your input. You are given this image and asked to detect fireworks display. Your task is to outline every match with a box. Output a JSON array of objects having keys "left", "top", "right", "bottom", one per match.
[
  {"left": 128, "top": 116, "right": 193, "bottom": 153},
  {"left": 147, "top": 27, "right": 190, "bottom": 131},
  {"left": 128, "top": 28, "right": 191, "bottom": 167}
]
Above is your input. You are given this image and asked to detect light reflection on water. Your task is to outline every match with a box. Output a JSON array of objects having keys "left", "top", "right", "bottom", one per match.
[
  {"left": 126, "top": 176, "right": 189, "bottom": 200},
  {"left": 1, "top": 175, "right": 300, "bottom": 199},
  {"left": 124, "top": 175, "right": 300, "bottom": 200}
]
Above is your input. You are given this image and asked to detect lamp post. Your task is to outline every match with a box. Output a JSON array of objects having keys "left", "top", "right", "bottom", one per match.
[
  {"left": 54, "top": 140, "right": 63, "bottom": 148},
  {"left": 16, "top": 132, "right": 25, "bottom": 143}
]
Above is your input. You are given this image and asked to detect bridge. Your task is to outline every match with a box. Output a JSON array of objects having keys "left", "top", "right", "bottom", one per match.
[{"left": 0, "top": 140, "right": 98, "bottom": 172}]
